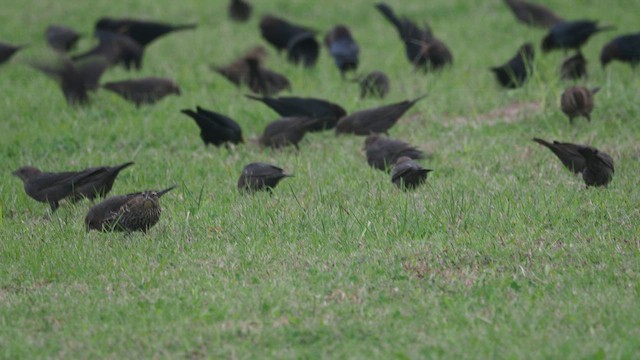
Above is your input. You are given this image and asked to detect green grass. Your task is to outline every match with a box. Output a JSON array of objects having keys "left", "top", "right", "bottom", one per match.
[{"left": 1, "top": 0, "right": 640, "bottom": 358}]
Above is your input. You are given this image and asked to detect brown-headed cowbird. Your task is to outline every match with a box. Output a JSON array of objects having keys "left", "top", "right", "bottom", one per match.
[
  {"left": 0, "top": 42, "right": 25, "bottom": 65},
  {"left": 28, "top": 55, "right": 110, "bottom": 105},
  {"left": 504, "top": 0, "right": 563, "bottom": 28},
  {"left": 560, "top": 86, "right": 600, "bottom": 123},
  {"left": 246, "top": 95, "right": 345, "bottom": 131},
  {"left": 391, "top": 156, "right": 432, "bottom": 190},
  {"left": 211, "top": 46, "right": 267, "bottom": 87},
  {"left": 600, "top": 33, "right": 640, "bottom": 68},
  {"left": 46, "top": 25, "right": 81, "bottom": 52},
  {"left": 532, "top": 138, "right": 613, "bottom": 187},
  {"left": 95, "top": 18, "right": 196, "bottom": 47},
  {"left": 245, "top": 57, "right": 291, "bottom": 96},
  {"left": 73, "top": 31, "right": 143, "bottom": 70},
  {"left": 237, "top": 163, "right": 291, "bottom": 193},
  {"left": 375, "top": 3, "right": 452, "bottom": 71},
  {"left": 491, "top": 43, "right": 535, "bottom": 89},
  {"left": 364, "top": 135, "right": 423, "bottom": 171},
  {"left": 102, "top": 77, "right": 181, "bottom": 107},
  {"left": 560, "top": 52, "right": 587, "bottom": 80},
  {"left": 229, "top": 0, "right": 252, "bottom": 22},
  {"left": 335, "top": 95, "right": 426, "bottom": 136},
  {"left": 85, "top": 186, "right": 175, "bottom": 232},
  {"left": 259, "top": 15, "right": 319, "bottom": 67},
  {"left": 180, "top": 106, "right": 243, "bottom": 147},
  {"left": 325, "top": 25, "right": 359, "bottom": 75},
  {"left": 71, "top": 162, "right": 135, "bottom": 202},
  {"left": 259, "top": 116, "right": 321, "bottom": 149},
  {"left": 354, "top": 71, "right": 390, "bottom": 99},
  {"left": 542, "top": 20, "right": 613, "bottom": 53}
]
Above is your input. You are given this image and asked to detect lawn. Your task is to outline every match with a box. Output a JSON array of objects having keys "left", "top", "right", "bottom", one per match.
[{"left": 1, "top": 0, "right": 639, "bottom": 358}]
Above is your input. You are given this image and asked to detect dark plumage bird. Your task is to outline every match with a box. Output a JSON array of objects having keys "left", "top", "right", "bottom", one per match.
[
  {"left": 102, "top": 77, "right": 181, "bottom": 107},
  {"left": 324, "top": 25, "right": 359, "bottom": 75},
  {"left": 504, "top": 0, "right": 563, "bottom": 28},
  {"left": 85, "top": 186, "right": 175, "bottom": 232},
  {"left": 95, "top": 18, "right": 196, "bottom": 47},
  {"left": 560, "top": 52, "right": 587, "bottom": 80},
  {"left": 354, "top": 71, "right": 390, "bottom": 99},
  {"left": 560, "top": 86, "right": 600, "bottom": 123},
  {"left": 246, "top": 95, "right": 346, "bottom": 131},
  {"left": 364, "top": 135, "right": 423, "bottom": 171},
  {"left": 391, "top": 157, "right": 432, "bottom": 190},
  {"left": 335, "top": 95, "right": 426, "bottom": 136},
  {"left": 490, "top": 43, "right": 535, "bottom": 89},
  {"left": 246, "top": 57, "right": 291, "bottom": 96},
  {"left": 375, "top": 3, "right": 453, "bottom": 71},
  {"left": 73, "top": 31, "right": 143, "bottom": 70},
  {"left": 13, "top": 162, "right": 133, "bottom": 211},
  {"left": 259, "top": 15, "right": 319, "bottom": 67},
  {"left": 237, "top": 163, "right": 292, "bottom": 193},
  {"left": 600, "top": 33, "right": 640, "bottom": 68},
  {"left": 259, "top": 116, "right": 320, "bottom": 149},
  {"left": 46, "top": 25, "right": 81, "bottom": 52},
  {"left": 0, "top": 42, "right": 25, "bottom": 65},
  {"left": 229, "top": 0, "right": 252, "bottom": 22},
  {"left": 28, "top": 56, "right": 110, "bottom": 105},
  {"left": 542, "top": 20, "right": 613, "bottom": 53},
  {"left": 212, "top": 46, "right": 267, "bottom": 87},
  {"left": 532, "top": 138, "right": 614, "bottom": 187},
  {"left": 180, "top": 106, "right": 243, "bottom": 147}
]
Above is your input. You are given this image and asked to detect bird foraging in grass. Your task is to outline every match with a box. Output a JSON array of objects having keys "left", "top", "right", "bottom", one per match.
[
  {"left": 490, "top": 43, "right": 535, "bottom": 89},
  {"left": 102, "top": 77, "right": 181, "bottom": 107},
  {"left": 354, "top": 71, "right": 390, "bottom": 99},
  {"left": 324, "top": 25, "right": 359, "bottom": 76},
  {"left": 335, "top": 95, "right": 427, "bottom": 136},
  {"left": 600, "top": 33, "right": 640, "bottom": 69},
  {"left": 541, "top": 20, "right": 613, "bottom": 53},
  {"left": 391, "top": 156, "right": 432, "bottom": 190},
  {"left": 246, "top": 95, "right": 346, "bottom": 132},
  {"left": 560, "top": 86, "right": 600, "bottom": 123},
  {"left": 229, "top": 0, "right": 252, "bottom": 22},
  {"left": 364, "top": 135, "right": 423, "bottom": 172},
  {"left": 180, "top": 107, "right": 243, "bottom": 147},
  {"left": 560, "top": 52, "right": 587, "bottom": 80},
  {"left": 95, "top": 17, "right": 196, "bottom": 48},
  {"left": 503, "top": 0, "right": 563, "bottom": 28},
  {"left": 238, "top": 163, "right": 292, "bottom": 193}
]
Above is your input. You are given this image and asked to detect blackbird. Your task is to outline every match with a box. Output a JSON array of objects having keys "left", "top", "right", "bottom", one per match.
[
  {"left": 258, "top": 116, "right": 320, "bottom": 149},
  {"left": 335, "top": 95, "right": 426, "bottom": 135},
  {"left": 560, "top": 86, "right": 600, "bottom": 123},
  {"left": 246, "top": 95, "right": 345, "bottom": 131},
  {"left": 600, "top": 33, "right": 640, "bottom": 68},
  {"left": 259, "top": 15, "right": 318, "bottom": 67},
  {"left": 211, "top": 46, "right": 267, "bottom": 87},
  {"left": 45, "top": 25, "right": 81, "bottom": 52},
  {"left": 85, "top": 186, "right": 175, "bottom": 232},
  {"left": 324, "top": 25, "right": 359, "bottom": 75},
  {"left": 490, "top": 43, "right": 535, "bottom": 88},
  {"left": 354, "top": 71, "right": 390, "bottom": 99},
  {"left": 229, "top": 0, "right": 252, "bottom": 22},
  {"left": 560, "top": 52, "right": 587, "bottom": 80},
  {"left": 0, "top": 42, "right": 25, "bottom": 65},
  {"left": 102, "top": 77, "right": 181, "bottom": 107},
  {"left": 391, "top": 156, "right": 432, "bottom": 190},
  {"left": 364, "top": 135, "right": 423, "bottom": 171},
  {"left": 504, "top": 0, "right": 563, "bottom": 28},
  {"left": 180, "top": 106, "right": 243, "bottom": 147},
  {"left": 286, "top": 32, "right": 320, "bottom": 67},
  {"left": 245, "top": 57, "right": 291, "bottom": 96},
  {"left": 73, "top": 31, "right": 143, "bottom": 70},
  {"left": 542, "top": 20, "right": 613, "bottom": 53},
  {"left": 237, "top": 163, "right": 291, "bottom": 193},
  {"left": 95, "top": 17, "right": 196, "bottom": 47}
]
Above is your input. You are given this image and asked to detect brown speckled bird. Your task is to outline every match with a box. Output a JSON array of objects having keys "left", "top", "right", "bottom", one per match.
[
  {"left": 560, "top": 52, "right": 587, "bottom": 80},
  {"left": 391, "top": 156, "right": 432, "bottom": 190},
  {"left": 355, "top": 71, "right": 390, "bottom": 99},
  {"left": 212, "top": 46, "right": 267, "bottom": 87},
  {"left": 237, "top": 163, "right": 292, "bottom": 193},
  {"left": 85, "top": 186, "right": 175, "bottom": 232},
  {"left": 245, "top": 57, "right": 291, "bottom": 96},
  {"left": 102, "top": 77, "right": 181, "bottom": 107},
  {"left": 335, "top": 95, "right": 426, "bottom": 135},
  {"left": 560, "top": 85, "right": 600, "bottom": 123}
]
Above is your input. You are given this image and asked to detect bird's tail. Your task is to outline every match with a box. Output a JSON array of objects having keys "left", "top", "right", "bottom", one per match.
[
  {"left": 411, "top": 93, "right": 429, "bottom": 104},
  {"left": 532, "top": 137, "right": 552, "bottom": 148},
  {"left": 172, "top": 23, "right": 198, "bottom": 31},
  {"left": 590, "top": 87, "right": 602, "bottom": 95},
  {"left": 375, "top": 3, "right": 403, "bottom": 34},
  {"left": 596, "top": 25, "right": 615, "bottom": 33},
  {"left": 157, "top": 186, "right": 177, "bottom": 197},
  {"left": 113, "top": 161, "right": 135, "bottom": 173}
]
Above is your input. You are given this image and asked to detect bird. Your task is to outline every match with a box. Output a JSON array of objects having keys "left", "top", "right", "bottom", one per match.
[
  {"left": 560, "top": 86, "right": 600, "bottom": 123},
  {"left": 353, "top": 71, "right": 390, "bottom": 99},
  {"left": 542, "top": 20, "right": 613, "bottom": 53},
  {"left": 28, "top": 55, "right": 110, "bottom": 105},
  {"left": 324, "top": 25, "right": 359, "bottom": 75},
  {"left": 503, "top": 0, "right": 563, "bottom": 28},
  {"left": 490, "top": 43, "right": 535, "bottom": 89},
  {"left": 391, "top": 156, "right": 432, "bottom": 190},
  {"left": 73, "top": 31, "right": 144, "bottom": 70},
  {"left": 258, "top": 116, "right": 320, "bottom": 149},
  {"left": 102, "top": 77, "right": 181, "bottom": 107},
  {"left": 335, "top": 95, "right": 427, "bottom": 135},
  {"left": 245, "top": 95, "right": 346, "bottom": 131},
  {"left": 228, "top": 0, "right": 252, "bottom": 22},
  {"left": 94, "top": 18, "right": 196, "bottom": 48},
  {"left": 286, "top": 32, "right": 320, "bottom": 67},
  {"left": 211, "top": 46, "right": 267, "bottom": 87},
  {"left": 45, "top": 25, "right": 81, "bottom": 52},
  {"left": 560, "top": 52, "right": 587, "bottom": 80},
  {"left": 180, "top": 106, "right": 243, "bottom": 147},
  {"left": 85, "top": 186, "right": 175, "bottom": 232},
  {"left": 532, "top": 138, "right": 614, "bottom": 187},
  {"left": 237, "top": 163, "right": 292, "bottom": 193},
  {"left": 600, "top": 33, "right": 640, "bottom": 68},
  {"left": 375, "top": 3, "right": 452, "bottom": 71},
  {"left": 364, "top": 135, "right": 424, "bottom": 171},
  {"left": 245, "top": 57, "right": 291, "bottom": 96},
  {"left": 259, "top": 15, "right": 319, "bottom": 67},
  {"left": 0, "top": 42, "right": 25, "bottom": 65},
  {"left": 12, "top": 163, "right": 133, "bottom": 211}
]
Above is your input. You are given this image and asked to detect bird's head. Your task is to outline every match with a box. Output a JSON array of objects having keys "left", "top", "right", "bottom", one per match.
[
  {"left": 599, "top": 45, "right": 615, "bottom": 68},
  {"left": 12, "top": 166, "right": 42, "bottom": 181}
]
